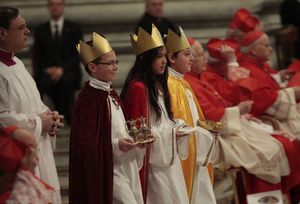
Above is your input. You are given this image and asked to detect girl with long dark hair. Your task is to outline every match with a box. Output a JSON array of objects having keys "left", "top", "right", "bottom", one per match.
[{"left": 121, "top": 25, "right": 189, "bottom": 204}]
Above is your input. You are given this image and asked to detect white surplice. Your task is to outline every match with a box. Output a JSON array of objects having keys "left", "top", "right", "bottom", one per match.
[
  {"left": 146, "top": 93, "right": 189, "bottom": 204},
  {"left": 169, "top": 68, "right": 218, "bottom": 204},
  {"left": 89, "top": 77, "right": 144, "bottom": 204},
  {"left": 0, "top": 57, "right": 61, "bottom": 203},
  {"left": 265, "top": 87, "right": 300, "bottom": 140},
  {"left": 218, "top": 107, "right": 289, "bottom": 183}
]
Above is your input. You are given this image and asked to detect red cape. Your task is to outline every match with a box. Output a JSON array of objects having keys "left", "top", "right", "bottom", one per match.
[
  {"left": 122, "top": 79, "right": 150, "bottom": 203},
  {"left": 69, "top": 82, "right": 113, "bottom": 204}
]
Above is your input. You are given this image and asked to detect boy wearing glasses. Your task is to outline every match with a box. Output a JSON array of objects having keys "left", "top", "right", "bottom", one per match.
[{"left": 70, "top": 33, "right": 144, "bottom": 204}]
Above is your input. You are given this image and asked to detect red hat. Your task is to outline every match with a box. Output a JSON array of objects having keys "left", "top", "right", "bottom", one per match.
[
  {"left": 239, "top": 15, "right": 260, "bottom": 32},
  {"left": 228, "top": 21, "right": 238, "bottom": 29},
  {"left": 229, "top": 8, "right": 252, "bottom": 29},
  {"left": 188, "top": 37, "right": 197, "bottom": 46},
  {"left": 207, "top": 38, "right": 240, "bottom": 60},
  {"left": 0, "top": 127, "right": 27, "bottom": 173},
  {"left": 241, "top": 30, "right": 264, "bottom": 46}
]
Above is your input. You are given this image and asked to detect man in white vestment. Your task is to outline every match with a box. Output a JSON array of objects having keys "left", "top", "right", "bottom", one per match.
[{"left": 0, "top": 7, "right": 63, "bottom": 203}]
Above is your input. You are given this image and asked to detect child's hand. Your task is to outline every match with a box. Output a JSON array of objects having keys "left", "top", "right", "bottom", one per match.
[{"left": 118, "top": 138, "right": 137, "bottom": 152}]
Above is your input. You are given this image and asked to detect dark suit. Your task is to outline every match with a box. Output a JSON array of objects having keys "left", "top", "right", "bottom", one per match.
[
  {"left": 33, "top": 19, "right": 82, "bottom": 125},
  {"left": 280, "top": 0, "right": 300, "bottom": 58},
  {"left": 135, "top": 12, "right": 175, "bottom": 36}
]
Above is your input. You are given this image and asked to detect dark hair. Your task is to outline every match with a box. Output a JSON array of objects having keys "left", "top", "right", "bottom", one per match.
[
  {"left": 166, "top": 50, "right": 180, "bottom": 67},
  {"left": 82, "top": 40, "right": 102, "bottom": 75},
  {"left": 0, "top": 7, "right": 19, "bottom": 29},
  {"left": 121, "top": 47, "right": 173, "bottom": 122}
]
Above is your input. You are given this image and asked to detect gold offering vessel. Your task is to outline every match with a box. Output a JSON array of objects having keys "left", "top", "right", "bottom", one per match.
[
  {"left": 126, "top": 116, "right": 156, "bottom": 144},
  {"left": 197, "top": 119, "right": 222, "bottom": 133}
]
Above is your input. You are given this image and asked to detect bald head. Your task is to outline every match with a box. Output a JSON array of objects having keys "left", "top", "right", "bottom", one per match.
[
  {"left": 249, "top": 33, "right": 272, "bottom": 62},
  {"left": 190, "top": 40, "right": 207, "bottom": 74},
  {"left": 146, "top": 0, "right": 164, "bottom": 18}
]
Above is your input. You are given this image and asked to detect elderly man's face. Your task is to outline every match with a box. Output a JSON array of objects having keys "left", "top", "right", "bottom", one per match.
[
  {"left": 146, "top": 0, "right": 164, "bottom": 18},
  {"left": 191, "top": 41, "right": 208, "bottom": 74},
  {"left": 251, "top": 34, "right": 272, "bottom": 62}
]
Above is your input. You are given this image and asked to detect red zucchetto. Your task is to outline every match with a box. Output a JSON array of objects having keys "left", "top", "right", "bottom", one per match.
[
  {"left": 207, "top": 38, "right": 240, "bottom": 60},
  {"left": 240, "top": 30, "right": 264, "bottom": 46}
]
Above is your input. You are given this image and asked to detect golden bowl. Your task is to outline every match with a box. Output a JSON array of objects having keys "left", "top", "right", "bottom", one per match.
[{"left": 197, "top": 119, "right": 222, "bottom": 132}]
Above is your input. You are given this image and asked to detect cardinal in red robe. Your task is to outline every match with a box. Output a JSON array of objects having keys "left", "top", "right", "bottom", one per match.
[{"left": 200, "top": 37, "right": 300, "bottom": 203}]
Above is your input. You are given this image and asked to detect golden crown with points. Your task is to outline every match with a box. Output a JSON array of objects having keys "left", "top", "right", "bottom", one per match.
[
  {"left": 76, "top": 32, "right": 113, "bottom": 66},
  {"left": 166, "top": 26, "right": 190, "bottom": 53},
  {"left": 130, "top": 24, "right": 164, "bottom": 56}
]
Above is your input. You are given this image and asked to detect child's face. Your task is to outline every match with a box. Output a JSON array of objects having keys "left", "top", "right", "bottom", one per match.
[
  {"left": 90, "top": 51, "right": 118, "bottom": 82},
  {"left": 151, "top": 47, "right": 167, "bottom": 76},
  {"left": 168, "top": 48, "right": 194, "bottom": 74}
]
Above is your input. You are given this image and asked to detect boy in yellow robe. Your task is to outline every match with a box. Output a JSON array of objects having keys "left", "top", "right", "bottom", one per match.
[{"left": 166, "top": 26, "right": 218, "bottom": 204}]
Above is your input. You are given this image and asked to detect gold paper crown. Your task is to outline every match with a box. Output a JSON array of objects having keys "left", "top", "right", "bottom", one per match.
[
  {"left": 76, "top": 32, "right": 113, "bottom": 65},
  {"left": 166, "top": 26, "right": 190, "bottom": 53},
  {"left": 130, "top": 24, "right": 164, "bottom": 56}
]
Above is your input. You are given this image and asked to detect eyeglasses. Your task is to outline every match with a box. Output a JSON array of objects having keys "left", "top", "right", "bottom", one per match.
[
  {"left": 97, "top": 60, "right": 119, "bottom": 66},
  {"left": 8, "top": 24, "right": 28, "bottom": 31}
]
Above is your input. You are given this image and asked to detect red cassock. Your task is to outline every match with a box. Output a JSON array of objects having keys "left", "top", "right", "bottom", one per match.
[
  {"left": 202, "top": 65, "right": 259, "bottom": 104},
  {"left": 185, "top": 71, "right": 300, "bottom": 203},
  {"left": 286, "top": 60, "right": 300, "bottom": 100},
  {"left": 69, "top": 82, "right": 113, "bottom": 204},
  {"left": 122, "top": 79, "right": 150, "bottom": 203},
  {"left": 289, "top": 72, "right": 300, "bottom": 87},
  {"left": 184, "top": 72, "right": 231, "bottom": 122},
  {"left": 203, "top": 64, "right": 278, "bottom": 117},
  {"left": 287, "top": 59, "right": 300, "bottom": 73}
]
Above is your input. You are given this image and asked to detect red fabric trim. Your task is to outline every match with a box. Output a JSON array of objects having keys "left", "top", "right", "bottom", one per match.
[{"left": 1, "top": 126, "right": 18, "bottom": 136}]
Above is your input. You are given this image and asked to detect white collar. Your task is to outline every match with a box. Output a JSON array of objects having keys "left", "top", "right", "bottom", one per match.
[
  {"left": 50, "top": 17, "right": 64, "bottom": 27},
  {"left": 168, "top": 67, "right": 184, "bottom": 79},
  {"left": 89, "top": 77, "right": 112, "bottom": 91},
  {"left": 50, "top": 17, "right": 64, "bottom": 35}
]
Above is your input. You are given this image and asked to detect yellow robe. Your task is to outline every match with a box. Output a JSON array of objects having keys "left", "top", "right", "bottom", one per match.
[{"left": 167, "top": 73, "right": 214, "bottom": 201}]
